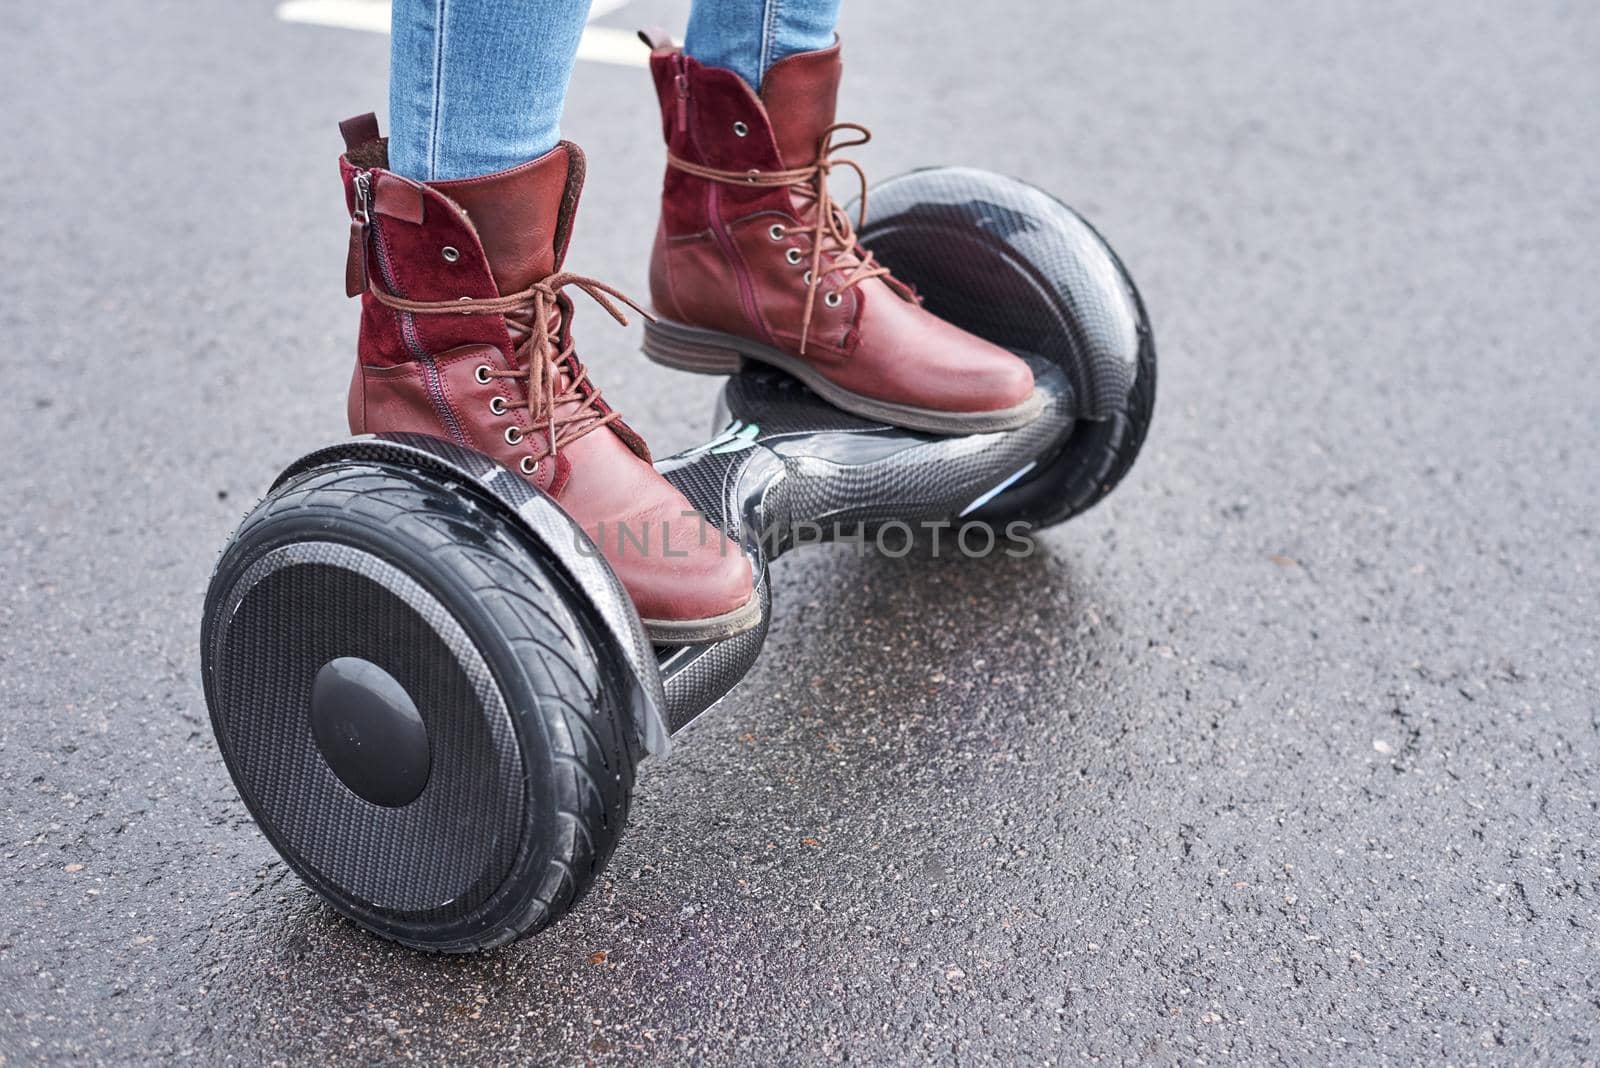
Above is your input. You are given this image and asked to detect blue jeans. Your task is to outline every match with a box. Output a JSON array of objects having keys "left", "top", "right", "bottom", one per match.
[{"left": 389, "top": 0, "right": 842, "bottom": 181}]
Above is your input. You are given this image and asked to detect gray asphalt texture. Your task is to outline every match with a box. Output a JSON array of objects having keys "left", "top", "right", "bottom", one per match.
[{"left": 3, "top": 0, "right": 1598, "bottom": 1063}]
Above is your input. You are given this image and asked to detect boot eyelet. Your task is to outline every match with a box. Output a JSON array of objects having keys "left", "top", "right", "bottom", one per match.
[
  {"left": 768, "top": 223, "right": 785, "bottom": 241},
  {"left": 489, "top": 396, "right": 508, "bottom": 416},
  {"left": 785, "top": 247, "right": 804, "bottom": 265},
  {"left": 474, "top": 364, "right": 493, "bottom": 385},
  {"left": 803, "top": 270, "right": 813, "bottom": 285},
  {"left": 504, "top": 426, "right": 523, "bottom": 445},
  {"left": 732, "top": 121, "right": 749, "bottom": 137},
  {"left": 441, "top": 246, "right": 460, "bottom": 262},
  {"left": 520, "top": 456, "right": 540, "bottom": 476},
  {"left": 824, "top": 291, "right": 843, "bottom": 308}
]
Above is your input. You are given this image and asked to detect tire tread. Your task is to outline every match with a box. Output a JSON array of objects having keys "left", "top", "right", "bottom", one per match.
[{"left": 217, "top": 464, "right": 635, "bottom": 951}]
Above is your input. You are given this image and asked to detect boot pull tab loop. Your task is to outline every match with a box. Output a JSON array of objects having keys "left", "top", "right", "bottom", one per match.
[
  {"left": 637, "top": 27, "right": 674, "bottom": 52},
  {"left": 372, "top": 173, "right": 425, "bottom": 224},
  {"left": 338, "top": 112, "right": 380, "bottom": 153}
]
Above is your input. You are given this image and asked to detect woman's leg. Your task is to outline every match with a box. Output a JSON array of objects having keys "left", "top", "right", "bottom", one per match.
[
  {"left": 683, "top": 0, "right": 842, "bottom": 90},
  {"left": 387, "top": 0, "right": 594, "bottom": 181}
]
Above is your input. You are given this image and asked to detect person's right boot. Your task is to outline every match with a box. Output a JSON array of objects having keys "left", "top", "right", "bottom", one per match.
[
  {"left": 640, "top": 34, "right": 1042, "bottom": 435},
  {"left": 336, "top": 113, "right": 757, "bottom": 644}
]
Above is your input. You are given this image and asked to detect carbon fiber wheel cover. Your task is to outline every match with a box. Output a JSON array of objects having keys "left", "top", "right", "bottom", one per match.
[{"left": 210, "top": 541, "right": 524, "bottom": 919}]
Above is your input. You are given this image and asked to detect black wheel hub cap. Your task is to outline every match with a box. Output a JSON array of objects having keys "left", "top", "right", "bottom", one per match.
[{"left": 310, "top": 656, "right": 431, "bottom": 807}]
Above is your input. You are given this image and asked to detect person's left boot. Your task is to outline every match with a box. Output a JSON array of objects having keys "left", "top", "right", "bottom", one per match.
[
  {"left": 639, "top": 34, "right": 1042, "bottom": 435},
  {"left": 336, "top": 114, "right": 757, "bottom": 644}
]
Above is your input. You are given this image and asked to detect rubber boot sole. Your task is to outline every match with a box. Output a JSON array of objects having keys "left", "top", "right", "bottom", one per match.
[
  {"left": 641, "top": 587, "right": 762, "bottom": 646},
  {"left": 642, "top": 317, "right": 1045, "bottom": 435}
]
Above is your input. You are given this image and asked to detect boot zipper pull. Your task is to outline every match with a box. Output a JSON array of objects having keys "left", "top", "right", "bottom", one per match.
[
  {"left": 673, "top": 59, "right": 689, "bottom": 133},
  {"left": 346, "top": 171, "right": 372, "bottom": 297}
]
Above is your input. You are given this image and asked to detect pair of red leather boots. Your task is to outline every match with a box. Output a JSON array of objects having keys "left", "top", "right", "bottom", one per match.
[{"left": 338, "top": 39, "right": 1041, "bottom": 643}]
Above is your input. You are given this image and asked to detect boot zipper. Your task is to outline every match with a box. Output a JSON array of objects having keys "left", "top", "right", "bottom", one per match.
[
  {"left": 671, "top": 59, "right": 774, "bottom": 346},
  {"left": 346, "top": 172, "right": 372, "bottom": 296},
  {"left": 673, "top": 55, "right": 689, "bottom": 133},
  {"left": 706, "top": 183, "right": 771, "bottom": 345},
  {"left": 356, "top": 169, "right": 470, "bottom": 449}
]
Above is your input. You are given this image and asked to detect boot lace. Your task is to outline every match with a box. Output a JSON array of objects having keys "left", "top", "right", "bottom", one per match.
[
  {"left": 667, "top": 122, "right": 917, "bottom": 354},
  {"left": 367, "top": 272, "right": 651, "bottom": 466}
]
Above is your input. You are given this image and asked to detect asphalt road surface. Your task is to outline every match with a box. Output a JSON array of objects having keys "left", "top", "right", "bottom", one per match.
[{"left": 3, "top": 1, "right": 1597, "bottom": 1063}]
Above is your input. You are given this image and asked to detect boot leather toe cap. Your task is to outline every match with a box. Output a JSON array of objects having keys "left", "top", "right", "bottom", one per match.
[
  {"left": 841, "top": 284, "right": 1037, "bottom": 414},
  {"left": 561, "top": 434, "right": 755, "bottom": 624},
  {"left": 607, "top": 529, "right": 754, "bottom": 623}
]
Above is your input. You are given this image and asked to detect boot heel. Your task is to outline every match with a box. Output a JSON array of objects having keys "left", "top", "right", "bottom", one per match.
[{"left": 642, "top": 319, "right": 745, "bottom": 375}]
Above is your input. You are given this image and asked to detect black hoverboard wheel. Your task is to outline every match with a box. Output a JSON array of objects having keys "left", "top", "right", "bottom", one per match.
[
  {"left": 200, "top": 168, "right": 1154, "bottom": 951},
  {"left": 200, "top": 453, "right": 660, "bottom": 951}
]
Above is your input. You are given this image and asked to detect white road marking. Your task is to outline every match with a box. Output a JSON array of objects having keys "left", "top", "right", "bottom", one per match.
[
  {"left": 275, "top": 0, "right": 653, "bottom": 67},
  {"left": 276, "top": 0, "right": 387, "bottom": 33},
  {"left": 576, "top": 26, "right": 649, "bottom": 67}
]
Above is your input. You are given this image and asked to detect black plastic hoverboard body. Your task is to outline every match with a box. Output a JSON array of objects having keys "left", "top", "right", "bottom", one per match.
[{"left": 199, "top": 168, "right": 1155, "bottom": 951}]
